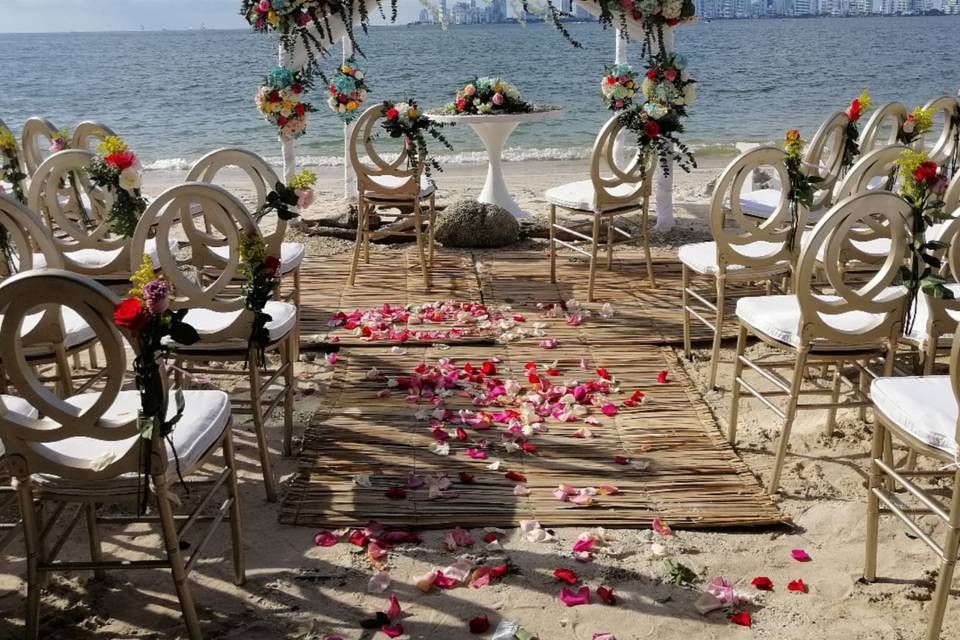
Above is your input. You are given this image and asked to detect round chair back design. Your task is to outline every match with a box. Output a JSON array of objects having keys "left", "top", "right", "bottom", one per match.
[
  {"left": 803, "top": 111, "right": 850, "bottom": 212},
  {"left": 72, "top": 121, "right": 119, "bottom": 153},
  {"left": 943, "top": 171, "right": 960, "bottom": 216},
  {"left": 21, "top": 117, "right": 60, "bottom": 176},
  {"left": 834, "top": 144, "right": 909, "bottom": 200},
  {"left": 922, "top": 95, "right": 960, "bottom": 169},
  {"left": 349, "top": 105, "right": 422, "bottom": 199},
  {"left": 859, "top": 102, "right": 908, "bottom": 155},
  {"left": 796, "top": 191, "right": 910, "bottom": 346},
  {"left": 588, "top": 113, "right": 656, "bottom": 211}
]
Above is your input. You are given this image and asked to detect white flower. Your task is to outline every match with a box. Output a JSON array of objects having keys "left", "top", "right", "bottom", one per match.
[
  {"left": 354, "top": 70, "right": 364, "bottom": 80},
  {"left": 118, "top": 167, "right": 141, "bottom": 192},
  {"left": 682, "top": 83, "right": 696, "bottom": 106}
]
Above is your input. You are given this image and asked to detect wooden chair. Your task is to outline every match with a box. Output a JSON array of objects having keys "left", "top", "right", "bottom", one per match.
[
  {"left": 858, "top": 102, "right": 908, "bottom": 155},
  {"left": 866, "top": 323, "right": 960, "bottom": 640},
  {"left": 727, "top": 191, "right": 910, "bottom": 494},
  {"left": 348, "top": 105, "right": 437, "bottom": 288},
  {"left": 131, "top": 183, "right": 297, "bottom": 502},
  {"left": 0, "top": 268, "right": 244, "bottom": 640},
  {"left": 186, "top": 148, "right": 305, "bottom": 309},
  {"left": 923, "top": 95, "right": 960, "bottom": 171},
  {"left": 71, "top": 121, "right": 119, "bottom": 153},
  {"left": 679, "top": 146, "right": 798, "bottom": 390},
  {"left": 20, "top": 117, "right": 59, "bottom": 176},
  {"left": 546, "top": 112, "right": 657, "bottom": 302},
  {"left": 0, "top": 117, "right": 28, "bottom": 198}
]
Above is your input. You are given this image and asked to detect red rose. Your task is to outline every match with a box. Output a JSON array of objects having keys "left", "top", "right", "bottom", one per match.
[
  {"left": 914, "top": 160, "right": 939, "bottom": 186},
  {"left": 269, "top": 90, "right": 281, "bottom": 102},
  {"left": 264, "top": 255, "right": 281, "bottom": 275},
  {"left": 295, "top": 103, "right": 305, "bottom": 116},
  {"left": 277, "top": 116, "right": 288, "bottom": 126},
  {"left": 114, "top": 297, "right": 147, "bottom": 333},
  {"left": 329, "top": 84, "right": 336, "bottom": 94},
  {"left": 606, "top": 75, "right": 617, "bottom": 85},
  {"left": 646, "top": 68, "right": 658, "bottom": 80},
  {"left": 104, "top": 152, "right": 136, "bottom": 170},
  {"left": 644, "top": 119, "right": 661, "bottom": 138},
  {"left": 848, "top": 99, "right": 861, "bottom": 122},
  {"left": 386, "top": 107, "right": 399, "bottom": 120},
  {"left": 291, "top": 84, "right": 303, "bottom": 94},
  {"left": 338, "top": 94, "right": 348, "bottom": 103},
  {"left": 666, "top": 18, "right": 680, "bottom": 26},
  {"left": 297, "top": 12, "right": 310, "bottom": 26},
  {"left": 456, "top": 97, "right": 465, "bottom": 112}
]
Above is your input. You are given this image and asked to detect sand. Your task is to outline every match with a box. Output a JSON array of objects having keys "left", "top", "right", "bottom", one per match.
[{"left": 0, "top": 157, "right": 956, "bottom": 640}]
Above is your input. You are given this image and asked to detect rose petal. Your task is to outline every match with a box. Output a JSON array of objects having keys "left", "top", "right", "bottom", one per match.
[
  {"left": 385, "top": 487, "right": 406, "bottom": 500},
  {"left": 787, "top": 578, "right": 807, "bottom": 593},
  {"left": 613, "top": 455, "right": 629, "bottom": 465},
  {"left": 596, "top": 586, "right": 616, "bottom": 605},
  {"left": 313, "top": 530, "right": 339, "bottom": 547},
  {"left": 483, "top": 532, "right": 498, "bottom": 543},
  {"left": 657, "top": 370, "right": 669, "bottom": 384},
  {"left": 381, "top": 624, "right": 403, "bottom": 638},
  {"left": 368, "top": 571, "right": 391, "bottom": 594},
  {"left": 386, "top": 594, "right": 401, "bottom": 621},
  {"left": 553, "top": 568, "right": 578, "bottom": 584},
  {"left": 572, "top": 538, "right": 595, "bottom": 553},
  {"left": 600, "top": 403, "right": 618, "bottom": 417},
  {"left": 751, "top": 576, "right": 774, "bottom": 591},
  {"left": 505, "top": 470, "right": 526, "bottom": 482},
  {"left": 652, "top": 517, "right": 672, "bottom": 536},
  {"left": 513, "top": 484, "right": 531, "bottom": 496},
  {"left": 729, "top": 612, "right": 751, "bottom": 627},
  {"left": 791, "top": 549, "right": 812, "bottom": 562},
  {"left": 469, "top": 615, "right": 491, "bottom": 634},
  {"left": 559, "top": 586, "right": 590, "bottom": 606},
  {"left": 458, "top": 471, "right": 475, "bottom": 483},
  {"left": 592, "top": 634, "right": 616, "bottom": 640},
  {"left": 415, "top": 570, "right": 437, "bottom": 592}
]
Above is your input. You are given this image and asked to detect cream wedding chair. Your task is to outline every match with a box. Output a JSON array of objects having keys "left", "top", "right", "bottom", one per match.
[
  {"left": 679, "top": 146, "right": 798, "bottom": 390},
  {"left": 186, "top": 148, "right": 306, "bottom": 308},
  {"left": 348, "top": 105, "right": 437, "bottom": 288},
  {"left": 131, "top": 183, "right": 297, "bottom": 502},
  {"left": 0, "top": 117, "right": 28, "bottom": 198},
  {"left": 739, "top": 111, "right": 849, "bottom": 223},
  {"left": 20, "top": 117, "right": 60, "bottom": 176},
  {"left": 923, "top": 95, "right": 960, "bottom": 171},
  {"left": 727, "top": 191, "right": 910, "bottom": 495},
  {"left": 71, "top": 120, "right": 119, "bottom": 153},
  {"left": 858, "top": 102, "right": 908, "bottom": 155},
  {"left": 0, "top": 268, "right": 244, "bottom": 640},
  {"left": 546, "top": 112, "right": 657, "bottom": 301},
  {"left": 866, "top": 324, "right": 960, "bottom": 640}
]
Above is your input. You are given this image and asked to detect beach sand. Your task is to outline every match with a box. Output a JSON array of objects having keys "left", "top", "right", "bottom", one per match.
[{"left": 0, "top": 157, "right": 956, "bottom": 640}]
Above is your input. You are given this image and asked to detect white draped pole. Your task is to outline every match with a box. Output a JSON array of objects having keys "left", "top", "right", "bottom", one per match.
[
  {"left": 278, "top": 43, "right": 296, "bottom": 182},
  {"left": 342, "top": 36, "right": 357, "bottom": 199},
  {"left": 612, "top": 29, "right": 628, "bottom": 169},
  {"left": 654, "top": 27, "right": 675, "bottom": 232}
]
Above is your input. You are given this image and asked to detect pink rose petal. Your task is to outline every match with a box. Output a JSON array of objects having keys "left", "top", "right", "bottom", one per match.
[
  {"left": 313, "top": 530, "right": 339, "bottom": 547},
  {"left": 791, "top": 549, "right": 812, "bottom": 562},
  {"left": 559, "top": 585, "right": 590, "bottom": 606},
  {"left": 600, "top": 403, "right": 618, "bottom": 417}
]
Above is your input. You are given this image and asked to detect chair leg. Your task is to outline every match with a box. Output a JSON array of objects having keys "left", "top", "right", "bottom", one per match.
[
  {"left": 708, "top": 275, "right": 726, "bottom": 390},
  {"left": 248, "top": 358, "right": 278, "bottom": 503},
  {"left": 681, "top": 264, "right": 692, "bottom": 360},
  {"left": 154, "top": 477, "right": 202, "bottom": 640},
  {"left": 85, "top": 503, "right": 105, "bottom": 580},
  {"left": 606, "top": 215, "right": 614, "bottom": 270},
  {"left": 363, "top": 205, "right": 372, "bottom": 265},
  {"left": 922, "top": 336, "right": 938, "bottom": 375},
  {"left": 281, "top": 337, "right": 295, "bottom": 458},
  {"left": 641, "top": 196, "right": 656, "bottom": 288},
  {"left": 222, "top": 427, "right": 246, "bottom": 586},
  {"left": 428, "top": 194, "right": 437, "bottom": 267},
  {"left": 858, "top": 368, "right": 869, "bottom": 422},
  {"left": 14, "top": 476, "right": 41, "bottom": 640},
  {"left": 768, "top": 347, "right": 810, "bottom": 495},
  {"left": 348, "top": 199, "right": 366, "bottom": 286},
  {"left": 587, "top": 214, "right": 601, "bottom": 302},
  {"left": 53, "top": 343, "right": 74, "bottom": 396},
  {"left": 290, "top": 267, "right": 301, "bottom": 364},
  {"left": 548, "top": 204, "right": 557, "bottom": 284},
  {"left": 863, "top": 412, "right": 886, "bottom": 582},
  {"left": 412, "top": 201, "right": 429, "bottom": 288},
  {"left": 825, "top": 361, "right": 843, "bottom": 437},
  {"left": 727, "top": 322, "right": 748, "bottom": 444},
  {"left": 926, "top": 471, "right": 960, "bottom": 640},
  {"left": 88, "top": 345, "right": 99, "bottom": 369}
]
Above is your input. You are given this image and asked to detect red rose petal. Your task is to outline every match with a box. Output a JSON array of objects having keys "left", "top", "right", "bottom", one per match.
[
  {"left": 458, "top": 472, "right": 475, "bottom": 483},
  {"left": 553, "top": 568, "right": 578, "bottom": 584},
  {"left": 505, "top": 471, "right": 526, "bottom": 482},
  {"left": 787, "top": 578, "right": 807, "bottom": 593},
  {"left": 385, "top": 487, "right": 406, "bottom": 500},
  {"left": 468, "top": 615, "right": 490, "bottom": 634},
  {"left": 596, "top": 586, "right": 616, "bottom": 605},
  {"left": 657, "top": 370, "right": 669, "bottom": 384},
  {"left": 483, "top": 532, "right": 498, "bottom": 543},
  {"left": 613, "top": 455, "right": 629, "bottom": 465},
  {"left": 751, "top": 576, "right": 774, "bottom": 591},
  {"left": 729, "top": 611, "right": 752, "bottom": 627}
]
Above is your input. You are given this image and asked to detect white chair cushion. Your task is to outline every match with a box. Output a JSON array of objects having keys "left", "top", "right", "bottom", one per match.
[
  {"left": 737, "top": 189, "right": 827, "bottom": 224},
  {"left": 172, "top": 301, "right": 296, "bottom": 346},
  {"left": 366, "top": 174, "right": 436, "bottom": 200},
  {"left": 0, "top": 306, "right": 96, "bottom": 349},
  {"left": 871, "top": 376, "right": 958, "bottom": 457},
  {"left": 904, "top": 283, "right": 960, "bottom": 346},
  {"left": 209, "top": 241, "right": 305, "bottom": 275},
  {"left": 677, "top": 241, "right": 789, "bottom": 276},
  {"left": 736, "top": 289, "right": 903, "bottom": 350},
  {"left": 33, "top": 237, "right": 176, "bottom": 271},
  {"left": 544, "top": 179, "right": 639, "bottom": 212},
  {"left": 7, "top": 390, "right": 231, "bottom": 493},
  {"left": 0, "top": 395, "right": 40, "bottom": 457}
]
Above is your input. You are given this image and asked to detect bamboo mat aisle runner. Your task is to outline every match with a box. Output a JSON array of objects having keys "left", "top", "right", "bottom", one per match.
[{"left": 281, "top": 248, "right": 783, "bottom": 528}]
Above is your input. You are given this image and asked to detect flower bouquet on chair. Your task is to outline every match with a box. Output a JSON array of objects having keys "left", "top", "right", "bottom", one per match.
[
  {"left": 328, "top": 57, "right": 368, "bottom": 123},
  {"left": 896, "top": 106, "right": 934, "bottom": 145},
  {"left": 380, "top": 99, "right": 453, "bottom": 178},
  {"left": 256, "top": 66, "right": 316, "bottom": 140},
  {"left": 782, "top": 129, "right": 823, "bottom": 249},
  {"left": 840, "top": 89, "right": 872, "bottom": 176},
  {"left": 618, "top": 100, "right": 696, "bottom": 177},
  {"left": 257, "top": 168, "right": 317, "bottom": 222},
  {"left": 443, "top": 77, "right": 533, "bottom": 115},
  {"left": 600, "top": 63, "right": 638, "bottom": 111},
  {"left": 87, "top": 136, "right": 147, "bottom": 238},
  {"left": 0, "top": 126, "right": 26, "bottom": 204},
  {"left": 239, "top": 233, "right": 282, "bottom": 369}
]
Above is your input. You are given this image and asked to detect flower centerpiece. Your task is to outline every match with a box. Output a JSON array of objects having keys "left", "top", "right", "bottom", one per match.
[
  {"left": 896, "top": 106, "right": 934, "bottom": 145},
  {"left": 618, "top": 100, "right": 696, "bottom": 177},
  {"left": 894, "top": 149, "right": 952, "bottom": 333},
  {"left": 256, "top": 66, "right": 316, "bottom": 140},
  {"left": 641, "top": 52, "right": 695, "bottom": 110},
  {"left": 443, "top": 77, "right": 533, "bottom": 115},
  {"left": 87, "top": 136, "right": 148, "bottom": 238},
  {"left": 841, "top": 89, "right": 872, "bottom": 177},
  {"left": 239, "top": 233, "right": 282, "bottom": 368},
  {"left": 114, "top": 255, "right": 199, "bottom": 511},
  {"left": 600, "top": 63, "right": 638, "bottom": 111},
  {"left": 0, "top": 126, "right": 26, "bottom": 204},
  {"left": 258, "top": 168, "right": 317, "bottom": 221},
  {"left": 380, "top": 99, "right": 453, "bottom": 178},
  {"left": 783, "top": 129, "right": 823, "bottom": 250},
  {"left": 328, "top": 57, "right": 368, "bottom": 123}
]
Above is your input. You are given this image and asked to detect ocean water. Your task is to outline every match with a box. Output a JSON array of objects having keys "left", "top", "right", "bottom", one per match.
[{"left": 1, "top": 16, "right": 958, "bottom": 170}]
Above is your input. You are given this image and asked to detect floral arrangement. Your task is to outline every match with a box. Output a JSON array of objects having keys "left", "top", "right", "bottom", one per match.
[
  {"left": 256, "top": 66, "right": 316, "bottom": 140},
  {"left": 444, "top": 77, "right": 533, "bottom": 115},
  {"left": 949, "top": 94, "right": 960, "bottom": 177},
  {"left": 87, "top": 136, "right": 147, "bottom": 238},
  {"left": 0, "top": 127, "right": 26, "bottom": 204},
  {"left": 894, "top": 149, "right": 952, "bottom": 333},
  {"left": 896, "top": 106, "right": 934, "bottom": 145},
  {"left": 239, "top": 233, "right": 282, "bottom": 368},
  {"left": 618, "top": 100, "right": 695, "bottom": 177},
  {"left": 600, "top": 63, "right": 638, "bottom": 111},
  {"left": 641, "top": 52, "right": 695, "bottom": 110},
  {"left": 783, "top": 129, "right": 823, "bottom": 250},
  {"left": 258, "top": 168, "right": 317, "bottom": 221},
  {"left": 381, "top": 100, "right": 453, "bottom": 178},
  {"left": 328, "top": 57, "right": 368, "bottom": 123},
  {"left": 841, "top": 89, "right": 872, "bottom": 176},
  {"left": 50, "top": 126, "right": 70, "bottom": 152},
  {"left": 114, "top": 255, "right": 199, "bottom": 510}
]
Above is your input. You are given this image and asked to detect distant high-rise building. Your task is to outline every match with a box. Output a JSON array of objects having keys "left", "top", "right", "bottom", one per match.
[{"left": 562, "top": 0, "right": 574, "bottom": 13}]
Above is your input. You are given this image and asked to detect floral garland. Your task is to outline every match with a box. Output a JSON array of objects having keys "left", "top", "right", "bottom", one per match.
[
  {"left": 114, "top": 255, "right": 199, "bottom": 512},
  {"left": 841, "top": 89, "right": 872, "bottom": 177},
  {"left": 895, "top": 149, "right": 952, "bottom": 333},
  {"left": 256, "top": 66, "right": 316, "bottom": 140},
  {"left": 87, "top": 136, "right": 147, "bottom": 238},
  {"left": 443, "top": 77, "right": 533, "bottom": 115},
  {"left": 381, "top": 100, "right": 453, "bottom": 178},
  {"left": 328, "top": 57, "right": 368, "bottom": 123},
  {"left": 783, "top": 129, "right": 823, "bottom": 251},
  {"left": 600, "top": 63, "right": 638, "bottom": 111},
  {"left": 641, "top": 52, "right": 695, "bottom": 110},
  {"left": 896, "top": 106, "right": 934, "bottom": 145},
  {"left": 258, "top": 168, "right": 317, "bottom": 221},
  {"left": 0, "top": 127, "right": 27, "bottom": 204},
  {"left": 239, "top": 233, "right": 282, "bottom": 369},
  {"left": 241, "top": 0, "right": 397, "bottom": 65}
]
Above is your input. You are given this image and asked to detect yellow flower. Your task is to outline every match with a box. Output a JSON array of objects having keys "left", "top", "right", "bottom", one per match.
[
  {"left": 267, "top": 10, "right": 279, "bottom": 26},
  {"left": 288, "top": 168, "right": 317, "bottom": 190},
  {"left": 342, "top": 64, "right": 351, "bottom": 74},
  {"left": 784, "top": 129, "right": 805, "bottom": 158},
  {"left": 895, "top": 148, "right": 930, "bottom": 199},
  {"left": 0, "top": 128, "right": 16, "bottom": 153},
  {"left": 910, "top": 107, "right": 934, "bottom": 136},
  {"left": 96, "top": 135, "right": 128, "bottom": 156},
  {"left": 129, "top": 254, "right": 156, "bottom": 298},
  {"left": 857, "top": 89, "right": 872, "bottom": 114},
  {"left": 626, "top": 81, "right": 634, "bottom": 89},
  {"left": 346, "top": 101, "right": 357, "bottom": 111},
  {"left": 407, "top": 108, "right": 419, "bottom": 119}
]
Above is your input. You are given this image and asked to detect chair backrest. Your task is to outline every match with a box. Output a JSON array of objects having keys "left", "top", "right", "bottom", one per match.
[
  {"left": 859, "top": 102, "right": 908, "bottom": 155},
  {"left": 185, "top": 148, "right": 285, "bottom": 253},
  {"left": 349, "top": 105, "right": 421, "bottom": 199},
  {"left": 131, "top": 183, "right": 260, "bottom": 342},
  {"left": 922, "top": 95, "right": 960, "bottom": 168},
  {"left": 803, "top": 111, "right": 851, "bottom": 212},
  {"left": 0, "top": 269, "right": 148, "bottom": 481},
  {"left": 796, "top": 191, "right": 910, "bottom": 346},
  {"left": 944, "top": 171, "right": 960, "bottom": 215},
  {"left": 834, "top": 144, "right": 909, "bottom": 199},
  {"left": 588, "top": 113, "right": 655, "bottom": 211},
  {"left": 712, "top": 145, "right": 798, "bottom": 271},
  {"left": 950, "top": 321, "right": 960, "bottom": 447},
  {"left": 72, "top": 121, "right": 119, "bottom": 153},
  {"left": 20, "top": 117, "right": 60, "bottom": 176},
  {"left": 27, "top": 149, "right": 131, "bottom": 278}
]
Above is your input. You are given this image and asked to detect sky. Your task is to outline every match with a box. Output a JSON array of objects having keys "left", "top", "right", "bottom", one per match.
[{"left": 1, "top": 0, "right": 429, "bottom": 33}]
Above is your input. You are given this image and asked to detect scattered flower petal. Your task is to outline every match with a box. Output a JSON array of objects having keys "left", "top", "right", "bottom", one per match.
[
  {"left": 751, "top": 576, "right": 774, "bottom": 591},
  {"left": 313, "top": 530, "right": 339, "bottom": 547},
  {"left": 729, "top": 612, "right": 751, "bottom": 627},
  {"left": 505, "top": 470, "right": 527, "bottom": 482},
  {"left": 596, "top": 586, "right": 616, "bottom": 605},
  {"left": 513, "top": 484, "right": 531, "bottom": 496},
  {"left": 791, "top": 549, "right": 812, "bottom": 562},
  {"left": 652, "top": 517, "right": 673, "bottom": 536},
  {"left": 469, "top": 616, "right": 491, "bottom": 634},
  {"left": 657, "top": 370, "right": 669, "bottom": 384},
  {"left": 553, "top": 568, "right": 578, "bottom": 584},
  {"left": 787, "top": 578, "right": 807, "bottom": 593},
  {"left": 368, "top": 571, "right": 391, "bottom": 594},
  {"left": 559, "top": 586, "right": 590, "bottom": 606}
]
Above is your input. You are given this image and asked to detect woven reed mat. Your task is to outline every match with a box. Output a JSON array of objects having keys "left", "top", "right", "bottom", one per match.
[
  {"left": 280, "top": 330, "right": 784, "bottom": 529},
  {"left": 297, "top": 248, "right": 761, "bottom": 347}
]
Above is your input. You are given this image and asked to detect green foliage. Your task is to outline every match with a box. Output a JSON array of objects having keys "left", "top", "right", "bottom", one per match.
[{"left": 664, "top": 558, "right": 699, "bottom": 586}]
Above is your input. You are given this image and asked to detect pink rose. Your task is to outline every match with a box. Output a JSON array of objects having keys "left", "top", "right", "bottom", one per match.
[
  {"left": 492, "top": 93, "right": 505, "bottom": 106},
  {"left": 296, "top": 187, "right": 315, "bottom": 209},
  {"left": 664, "top": 68, "right": 677, "bottom": 81},
  {"left": 463, "top": 84, "right": 476, "bottom": 97},
  {"left": 257, "top": 0, "right": 270, "bottom": 12},
  {"left": 902, "top": 119, "right": 915, "bottom": 134},
  {"left": 614, "top": 100, "right": 623, "bottom": 109},
  {"left": 933, "top": 178, "right": 949, "bottom": 196},
  {"left": 50, "top": 139, "right": 66, "bottom": 152}
]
